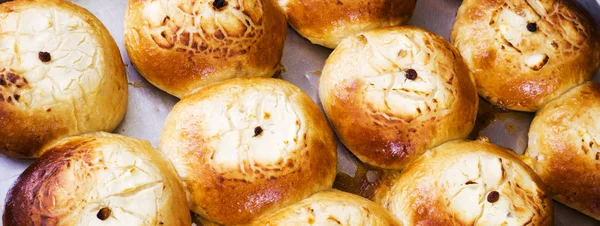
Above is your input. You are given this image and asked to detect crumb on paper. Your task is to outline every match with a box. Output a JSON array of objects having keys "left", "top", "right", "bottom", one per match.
[
  {"left": 505, "top": 122, "right": 516, "bottom": 135},
  {"left": 309, "top": 70, "right": 322, "bottom": 76},
  {"left": 128, "top": 82, "right": 151, "bottom": 88}
]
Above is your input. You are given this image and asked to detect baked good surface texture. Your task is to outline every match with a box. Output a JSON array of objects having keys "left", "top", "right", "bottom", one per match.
[
  {"left": 125, "top": 0, "right": 287, "bottom": 97},
  {"left": 247, "top": 189, "right": 402, "bottom": 226},
  {"left": 0, "top": 0, "right": 128, "bottom": 158},
  {"left": 159, "top": 77, "right": 337, "bottom": 224},
  {"left": 319, "top": 26, "right": 478, "bottom": 170},
  {"left": 277, "top": 0, "right": 416, "bottom": 49},
  {"left": 525, "top": 82, "right": 600, "bottom": 220},
  {"left": 451, "top": 0, "right": 599, "bottom": 111},
  {"left": 373, "top": 139, "right": 553, "bottom": 226},
  {"left": 2, "top": 132, "right": 191, "bottom": 226}
]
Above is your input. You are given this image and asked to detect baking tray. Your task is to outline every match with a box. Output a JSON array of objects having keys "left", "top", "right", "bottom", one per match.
[{"left": 1, "top": 0, "right": 599, "bottom": 225}]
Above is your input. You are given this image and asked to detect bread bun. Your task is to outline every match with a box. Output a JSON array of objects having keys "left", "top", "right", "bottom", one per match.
[
  {"left": 159, "top": 77, "right": 337, "bottom": 224},
  {"left": 248, "top": 190, "right": 402, "bottom": 225},
  {"left": 125, "top": 0, "right": 287, "bottom": 98},
  {"left": 525, "top": 82, "right": 600, "bottom": 220},
  {"left": 451, "top": 0, "right": 600, "bottom": 111},
  {"left": 319, "top": 26, "right": 478, "bottom": 170},
  {"left": 277, "top": 0, "right": 416, "bottom": 49},
  {"left": 373, "top": 139, "right": 553, "bottom": 225},
  {"left": 2, "top": 132, "right": 190, "bottom": 226},
  {"left": 0, "top": 0, "right": 127, "bottom": 158}
]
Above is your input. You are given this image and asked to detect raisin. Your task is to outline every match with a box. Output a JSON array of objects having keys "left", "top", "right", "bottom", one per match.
[{"left": 39, "top": 51, "right": 52, "bottom": 62}]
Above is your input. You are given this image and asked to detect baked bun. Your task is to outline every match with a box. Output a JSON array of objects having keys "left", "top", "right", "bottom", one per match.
[
  {"left": 248, "top": 189, "right": 402, "bottom": 225},
  {"left": 125, "top": 0, "right": 287, "bottom": 98},
  {"left": 277, "top": 0, "right": 416, "bottom": 49},
  {"left": 2, "top": 132, "right": 190, "bottom": 226},
  {"left": 0, "top": 0, "right": 127, "bottom": 158},
  {"left": 159, "top": 77, "right": 337, "bottom": 224},
  {"left": 373, "top": 139, "right": 553, "bottom": 225},
  {"left": 319, "top": 26, "right": 478, "bottom": 170},
  {"left": 451, "top": 0, "right": 600, "bottom": 112},
  {"left": 525, "top": 82, "right": 600, "bottom": 220}
]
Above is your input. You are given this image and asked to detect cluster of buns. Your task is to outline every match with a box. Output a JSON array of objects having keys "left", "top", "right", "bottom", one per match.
[
  {"left": 450, "top": 0, "right": 600, "bottom": 221},
  {"left": 317, "top": 25, "right": 554, "bottom": 224},
  {"left": 2, "top": 0, "right": 600, "bottom": 225}
]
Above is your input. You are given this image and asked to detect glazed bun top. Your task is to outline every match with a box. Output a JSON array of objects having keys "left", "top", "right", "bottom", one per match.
[
  {"left": 373, "top": 139, "right": 553, "bottom": 226},
  {"left": 525, "top": 82, "right": 600, "bottom": 220},
  {"left": 277, "top": 0, "right": 416, "bottom": 48},
  {"left": 0, "top": 0, "right": 127, "bottom": 158},
  {"left": 248, "top": 190, "right": 402, "bottom": 226},
  {"left": 159, "top": 77, "right": 337, "bottom": 224},
  {"left": 3, "top": 132, "right": 191, "bottom": 226},
  {"left": 452, "top": 0, "right": 599, "bottom": 111},
  {"left": 319, "top": 26, "right": 478, "bottom": 170},
  {"left": 125, "top": 0, "right": 287, "bottom": 97}
]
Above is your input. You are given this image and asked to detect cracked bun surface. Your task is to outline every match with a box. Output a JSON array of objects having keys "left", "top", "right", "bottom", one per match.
[
  {"left": 2, "top": 132, "right": 191, "bottom": 226},
  {"left": 0, "top": 0, "right": 128, "bottom": 158},
  {"left": 319, "top": 26, "right": 478, "bottom": 170},
  {"left": 451, "top": 0, "right": 600, "bottom": 111},
  {"left": 277, "top": 0, "right": 416, "bottom": 49},
  {"left": 159, "top": 77, "right": 337, "bottom": 224},
  {"left": 525, "top": 82, "right": 600, "bottom": 220},
  {"left": 125, "top": 0, "right": 287, "bottom": 98},
  {"left": 373, "top": 139, "right": 553, "bottom": 226},
  {"left": 247, "top": 190, "right": 402, "bottom": 226}
]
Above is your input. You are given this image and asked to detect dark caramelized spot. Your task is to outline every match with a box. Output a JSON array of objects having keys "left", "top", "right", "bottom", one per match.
[
  {"left": 13, "top": 94, "right": 19, "bottom": 101},
  {"left": 253, "top": 126, "right": 263, "bottom": 137},
  {"left": 213, "top": 0, "right": 227, "bottom": 9},
  {"left": 405, "top": 69, "right": 418, "bottom": 80},
  {"left": 97, "top": 207, "right": 111, "bottom": 220},
  {"left": 38, "top": 51, "right": 51, "bottom": 62},
  {"left": 466, "top": 181, "right": 477, "bottom": 185},
  {"left": 487, "top": 191, "right": 500, "bottom": 203},
  {"left": 7, "top": 73, "right": 17, "bottom": 83},
  {"left": 526, "top": 22, "right": 537, "bottom": 32}
]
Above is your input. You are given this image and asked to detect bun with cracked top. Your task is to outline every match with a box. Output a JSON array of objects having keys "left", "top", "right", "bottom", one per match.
[
  {"left": 0, "top": 0, "right": 128, "bottom": 158},
  {"left": 319, "top": 26, "right": 478, "bottom": 170},
  {"left": 246, "top": 189, "right": 402, "bottom": 225},
  {"left": 525, "top": 82, "right": 600, "bottom": 220},
  {"left": 159, "top": 77, "right": 337, "bottom": 224},
  {"left": 2, "top": 132, "right": 191, "bottom": 226},
  {"left": 373, "top": 139, "right": 553, "bottom": 225},
  {"left": 277, "top": 0, "right": 416, "bottom": 49},
  {"left": 451, "top": 0, "right": 600, "bottom": 111},
  {"left": 125, "top": 0, "right": 287, "bottom": 98}
]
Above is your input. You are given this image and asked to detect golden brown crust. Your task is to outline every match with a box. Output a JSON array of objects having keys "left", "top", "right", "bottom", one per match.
[
  {"left": 159, "top": 77, "right": 337, "bottom": 224},
  {"left": 373, "top": 140, "right": 553, "bottom": 225},
  {"left": 125, "top": 0, "right": 287, "bottom": 97},
  {"left": 0, "top": 0, "right": 128, "bottom": 158},
  {"left": 279, "top": 0, "right": 416, "bottom": 48},
  {"left": 319, "top": 26, "right": 478, "bottom": 170},
  {"left": 451, "top": 0, "right": 599, "bottom": 111},
  {"left": 247, "top": 189, "right": 403, "bottom": 225},
  {"left": 3, "top": 133, "right": 191, "bottom": 226},
  {"left": 525, "top": 82, "right": 600, "bottom": 220}
]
